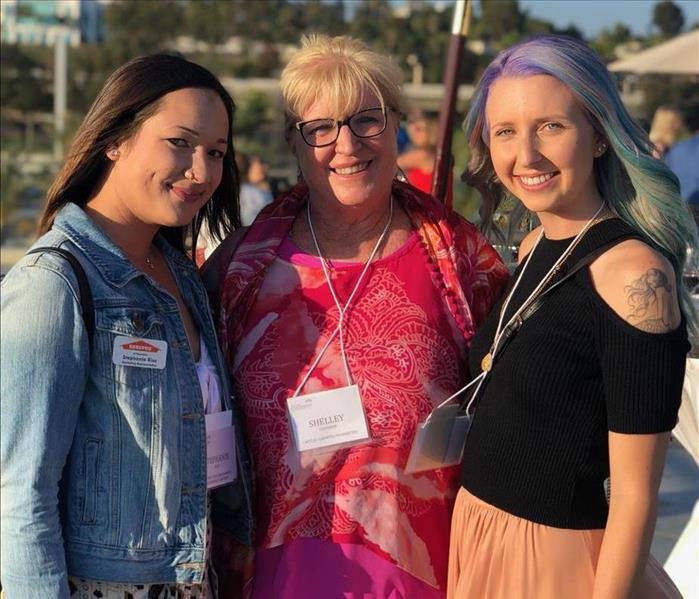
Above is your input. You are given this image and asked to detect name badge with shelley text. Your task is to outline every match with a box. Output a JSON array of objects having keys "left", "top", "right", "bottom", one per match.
[
  {"left": 287, "top": 384, "right": 369, "bottom": 452},
  {"left": 206, "top": 409, "right": 237, "bottom": 489},
  {"left": 112, "top": 335, "right": 168, "bottom": 369}
]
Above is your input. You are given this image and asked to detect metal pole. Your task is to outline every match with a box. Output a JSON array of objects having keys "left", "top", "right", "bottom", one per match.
[
  {"left": 53, "top": 23, "right": 68, "bottom": 162},
  {"left": 430, "top": 0, "right": 472, "bottom": 209}
]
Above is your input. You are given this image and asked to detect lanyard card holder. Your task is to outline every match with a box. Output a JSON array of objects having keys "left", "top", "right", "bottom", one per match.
[
  {"left": 405, "top": 402, "right": 471, "bottom": 474},
  {"left": 405, "top": 371, "right": 485, "bottom": 474}
]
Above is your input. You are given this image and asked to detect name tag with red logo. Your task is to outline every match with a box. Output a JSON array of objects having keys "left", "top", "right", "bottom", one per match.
[{"left": 112, "top": 335, "right": 168, "bottom": 369}]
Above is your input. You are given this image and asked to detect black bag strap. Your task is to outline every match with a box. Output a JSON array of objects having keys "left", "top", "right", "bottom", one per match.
[
  {"left": 459, "top": 227, "right": 644, "bottom": 412},
  {"left": 497, "top": 234, "right": 643, "bottom": 355},
  {"left": 26, "top": 247, "right": 94, "bottom": 344}
]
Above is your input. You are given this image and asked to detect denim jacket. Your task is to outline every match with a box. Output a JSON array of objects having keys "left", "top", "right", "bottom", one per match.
[{"left": 0, "top": 203, "right": 253, "bottom": 598}]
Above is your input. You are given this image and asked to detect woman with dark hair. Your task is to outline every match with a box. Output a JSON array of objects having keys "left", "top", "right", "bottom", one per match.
[
  {"left": 448, "top": 35, "right": 695, "bottom": 599},
  {"left": 1, "top": 54, "right": 252, "bottom": 598}
]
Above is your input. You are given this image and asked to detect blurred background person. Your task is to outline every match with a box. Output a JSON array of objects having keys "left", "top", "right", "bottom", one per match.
[
  {"left": 1, "top": 54, "right": 252, "bottom": 598},
  {"left": 450, "top": 35, "right": 695, "bottom": 599},
  {"left": 665, "top": 131, "right": 699, "bottom": 214},
  {"left": 649, "top": 105, "right": 687, "bottom": 157},
  {"left": 239, "top": 153, "right": 274, "bottom": 225},
  {"left": 205, "top": 34, "right": 508, "bottom": 598},
  {"left": 397, "top": 107, "right": 438, "bottom": 195}
]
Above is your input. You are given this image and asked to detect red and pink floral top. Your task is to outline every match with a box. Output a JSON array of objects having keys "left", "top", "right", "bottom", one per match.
[{"left": 218, "top": 181, "right": 508, "bottom": 590}]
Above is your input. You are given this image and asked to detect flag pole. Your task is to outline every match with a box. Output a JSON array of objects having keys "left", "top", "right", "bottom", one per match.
[{"left": 430, "top": 0, "right": 472, "bottom": 208}]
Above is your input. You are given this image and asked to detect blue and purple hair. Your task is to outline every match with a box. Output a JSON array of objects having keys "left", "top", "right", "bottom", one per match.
[{"left": 464, "top": 34, "right": 698, "bottom": 333}]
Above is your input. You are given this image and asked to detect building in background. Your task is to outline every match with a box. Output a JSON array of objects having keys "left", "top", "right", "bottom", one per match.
[{"left": 0, "top": 0, "right": 106, "bottom": 47}]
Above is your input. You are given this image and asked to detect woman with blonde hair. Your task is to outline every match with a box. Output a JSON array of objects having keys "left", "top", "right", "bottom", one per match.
[
  {"left": 449, "top": 35, "right": 694, "bottom": 599},
  {"left": 205, "top": 34, "right": 508, "bottom": 598}
]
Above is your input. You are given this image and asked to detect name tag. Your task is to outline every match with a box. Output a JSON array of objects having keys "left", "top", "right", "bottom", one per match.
[
  {"left": 205, "top": 410, "right": 237, "bottom": 489},
  {"left": 112, "top": 335, "right": 167, "bottom": 369},
  {"left": 287, "top": 384, "right": 369, "bottom": 452}
]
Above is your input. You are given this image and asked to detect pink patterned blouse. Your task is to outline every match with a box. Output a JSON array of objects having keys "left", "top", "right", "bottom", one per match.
[
  {"left": 217, "top": 181, "right": 508, "bottom": 595},
  {"left": 236, "top": 231, "right": 466, "bottom": 591}
]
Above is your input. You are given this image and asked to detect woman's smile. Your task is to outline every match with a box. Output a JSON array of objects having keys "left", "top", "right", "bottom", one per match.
[
  {"left": 329, "top": 160, "right": 372, "bottom": 176},
  {"left": 515, "top": 171, "right": 559, "bottom": 191}
]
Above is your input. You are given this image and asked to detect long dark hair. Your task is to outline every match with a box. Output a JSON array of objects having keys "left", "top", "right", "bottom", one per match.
[{"left": 39, "top": 54, "right": 240, "bottom": 252}]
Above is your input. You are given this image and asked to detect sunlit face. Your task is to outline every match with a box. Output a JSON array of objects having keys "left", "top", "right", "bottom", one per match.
[
  {"left": 485, "top": 75, "right": 603, "bottom": 218},
  {"left": 106, "top": 87, "right": 229, "bottom": 228},
  {"left": 290, "top": 90, "right": 399, "bottom": 210}
]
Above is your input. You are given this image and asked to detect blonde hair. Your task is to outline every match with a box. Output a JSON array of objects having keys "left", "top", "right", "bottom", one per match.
[
  {"left": 649, "top": 106, "right": 686, "bottom": 152},
  {"left": 280, "top": 34, "right": 405, "bottom": 125}
]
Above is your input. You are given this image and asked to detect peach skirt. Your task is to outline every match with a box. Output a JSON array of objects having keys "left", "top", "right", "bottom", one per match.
[{"left": 447, "top": 488, "right": 681, "bottom": 599}]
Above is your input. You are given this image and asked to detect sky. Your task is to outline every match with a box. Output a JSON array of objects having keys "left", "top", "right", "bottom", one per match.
[{"left": 517, "top": 0, "right": 699, "bottom": 38}]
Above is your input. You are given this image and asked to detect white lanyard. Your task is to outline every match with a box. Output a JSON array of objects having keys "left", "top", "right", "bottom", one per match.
[
  {"left": 432, "top": 202, "right": 606, "bottom": 417},
  {"left": 292, "top": 198, "right": 394, "bottom": 397}
]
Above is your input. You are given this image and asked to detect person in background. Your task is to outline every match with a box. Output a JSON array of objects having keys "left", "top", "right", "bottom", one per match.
[
  {"left": 450, "top": 35, "right": 695, "bottom": 599},
  {"left": 239, "top": 153, "right": 274, "bottom": 226},
  {"left": 649, "top": 105, "right": 686, "bottom": 157},
  {"left": 247, "top": 154, "right": 274, "bottom": 196},
  {"left": 397, "top": 108, "right": 438, "bottom": 195},
  {"left": 1, "top": 54, "right": 252, "bottom": 598},
  {"left": 665, "top": 131, "right": 699, "bottom": 219},
  {"left": 204, "top": 34, "right": 508, "bottom": 598}
]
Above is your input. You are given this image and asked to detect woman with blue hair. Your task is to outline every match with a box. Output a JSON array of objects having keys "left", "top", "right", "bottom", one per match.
[{"left": 448, "top": 35, "right": 696, "bottom": 598}]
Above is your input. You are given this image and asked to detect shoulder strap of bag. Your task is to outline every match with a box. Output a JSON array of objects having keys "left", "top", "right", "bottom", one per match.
[
  {"left": 500, "top": 234, "right": 643, "bottom": 347},
  {"left": 26, "top": 246, "right": 94, "bottom": 344},
  {"left": 460, "top": 230, "right": 643, "bottom": 412}
]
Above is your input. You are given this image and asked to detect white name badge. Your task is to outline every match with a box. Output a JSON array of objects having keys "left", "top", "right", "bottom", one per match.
[
  {"left": 205, "top": 410, "right": 237, "bottom": 489},
  {"left": 112, "top": 335, "right": 168, "bottom": 369},
  {"left": 287, "top": 384, "right": 370, "bottom": 452},
  {"left": 405, "top": 404, "right": 471, "bottom": 474}
]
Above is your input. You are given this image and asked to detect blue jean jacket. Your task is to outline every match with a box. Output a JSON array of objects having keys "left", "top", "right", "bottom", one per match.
[{"left": 0, "top": 204, "right": 253, "bottom": 598}]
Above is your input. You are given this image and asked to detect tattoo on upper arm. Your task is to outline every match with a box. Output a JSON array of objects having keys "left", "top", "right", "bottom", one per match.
[{"left": 625, "top": 268, "right": 677, "bottom": 332}]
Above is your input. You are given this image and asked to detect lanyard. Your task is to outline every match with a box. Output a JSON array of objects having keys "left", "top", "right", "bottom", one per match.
[{"left": 292, "top": 198, "right": 394, "bottom": 397}]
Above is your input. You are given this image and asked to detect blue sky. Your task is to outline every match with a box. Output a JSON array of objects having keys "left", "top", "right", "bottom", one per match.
[
  {"left": 423, "top": 1, "right": 699, "bottom": 38},
  {"left": 514, "top": 1, "right": 698, "bottom": 38}
]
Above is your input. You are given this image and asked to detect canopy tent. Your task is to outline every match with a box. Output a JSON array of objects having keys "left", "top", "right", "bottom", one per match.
[{"left": 609, "top": 30, "right": 699, "bottom": 75}]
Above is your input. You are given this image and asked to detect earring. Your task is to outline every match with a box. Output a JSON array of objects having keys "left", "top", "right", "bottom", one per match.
[
  {"left": 107, "top": 148, "right": 120, "bottom": 159},
  {"left": 595, "top": 142, "right": 607, "bottom": 157}
]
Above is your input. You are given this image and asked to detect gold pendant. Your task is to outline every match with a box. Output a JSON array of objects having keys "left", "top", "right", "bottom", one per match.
[{"left": 481, "top": 352, "right": 493, "bottom": 372}]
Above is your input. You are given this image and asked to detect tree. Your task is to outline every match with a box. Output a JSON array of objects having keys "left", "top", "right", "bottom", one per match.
[
  {"left": 592, "top": 23, "right": 633, "bottom": 62},
  {"left": 479, "top": 0, "right": 525, "bottom": 43},
  {"left": 653, "top": 0, "right": 685, "bottom": 38},
  {"left": 0, "top": 45, "right": 52, "bottom": 113},
  {"left": 185, "top": 0, "right": 236, "bottom": 46},
  {"left": 104, "top": 0, "right": 185, "bottom": 64}
]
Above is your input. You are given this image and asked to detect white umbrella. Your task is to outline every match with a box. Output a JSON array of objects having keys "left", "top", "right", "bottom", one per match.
[{"left": 609, "top": 30, "right": 699, "bottom": 76}]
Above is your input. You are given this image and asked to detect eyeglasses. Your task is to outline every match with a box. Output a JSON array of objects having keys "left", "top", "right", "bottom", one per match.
[{"left": 295, "top": 106, "right": 392, "bottom": 148}]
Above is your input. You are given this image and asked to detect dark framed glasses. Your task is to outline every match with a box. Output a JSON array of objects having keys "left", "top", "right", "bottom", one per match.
[{"left": 295, "top": 106, "right": 392, "bottom": 148}]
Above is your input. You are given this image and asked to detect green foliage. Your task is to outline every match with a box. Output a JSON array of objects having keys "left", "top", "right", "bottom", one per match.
[
  {"left": 641, "top": 76, "right": 699, "bottom": 132},
  {"left": 479, "top": 0, "right": 525, "bottom": 44},
  {"left": 652, "top": 0, "right": 685, "bottom": 38},
  {"left": 103, "top": 0, "right": 184, "bottom": 64},
  {"left": 591, "top": 23, "right": 634, "bottom": 61},
  {"left": 0, "top": 45, "right": 52, "bottom": 112}
]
